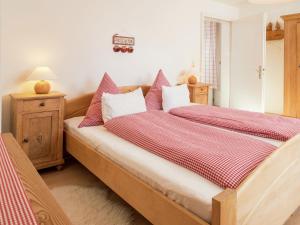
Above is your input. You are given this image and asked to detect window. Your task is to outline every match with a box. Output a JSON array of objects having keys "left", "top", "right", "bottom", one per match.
[{"left": 202, "top": 20, "right": 218, "bottom": 89}]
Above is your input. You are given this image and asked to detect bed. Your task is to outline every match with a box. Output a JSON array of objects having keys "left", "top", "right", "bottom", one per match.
[
  {"left": 1, "top": 133, "right": 71, "bottom": 225},
  {"left": 64, "top": 85, "right": 300, "bottom": 225}
]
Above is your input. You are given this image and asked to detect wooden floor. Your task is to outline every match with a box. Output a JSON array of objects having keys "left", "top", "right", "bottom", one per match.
[{"left": 40, "top": 159, "right": 300, "bottom": 225}]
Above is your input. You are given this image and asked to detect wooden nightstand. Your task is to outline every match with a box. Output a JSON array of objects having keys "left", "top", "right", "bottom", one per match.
[
  {"left": 188, "top": 83, "right": 209, "bottom": 104},
  {"left": 10, "top": 92, "right": 65, "bottom": 170}
]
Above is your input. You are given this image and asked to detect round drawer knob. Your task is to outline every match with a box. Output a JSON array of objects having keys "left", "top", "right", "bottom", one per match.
[{"left": 39, "top": 102, "right": 45, "bottom": 107}]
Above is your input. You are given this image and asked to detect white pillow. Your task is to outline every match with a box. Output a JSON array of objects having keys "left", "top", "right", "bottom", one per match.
[
  {"left": 102, "top": 88, "right": 147, "bottom": 122},
  {"left": 162, "top": 84, "right": 190, "bottom": 112}
]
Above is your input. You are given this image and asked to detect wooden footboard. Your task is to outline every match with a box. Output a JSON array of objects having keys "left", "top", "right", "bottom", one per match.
[{"left": 235, "top": 134, "right": 300, "bottom": 225}]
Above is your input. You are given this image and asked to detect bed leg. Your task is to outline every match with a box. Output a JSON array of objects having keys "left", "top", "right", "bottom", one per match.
[{"left": 212, "top": 189, "right": 237, "bottom": 225}]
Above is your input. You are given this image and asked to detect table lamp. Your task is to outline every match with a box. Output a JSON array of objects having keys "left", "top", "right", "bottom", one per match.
[
  {"left": 187, "top": 63, "right": 199, "bottom": 84},
  {"left": 27, "top": 66, "right": 57, "bottom": 94}
]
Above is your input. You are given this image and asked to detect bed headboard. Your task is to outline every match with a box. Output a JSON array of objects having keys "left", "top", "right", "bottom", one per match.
[{"left": 64, "top": 85, "right": 151, "bottom": 120}]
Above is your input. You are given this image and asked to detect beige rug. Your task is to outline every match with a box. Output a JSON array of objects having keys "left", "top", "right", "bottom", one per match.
[
  {"left": 40, "top": 160, "right": 300, "bottom": 225},
  {"left": 40, "top": 161, "right": 150, "bottom": 225}
]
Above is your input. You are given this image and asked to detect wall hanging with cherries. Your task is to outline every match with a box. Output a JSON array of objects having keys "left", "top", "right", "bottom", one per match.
[{"left": 112, "top": 34, "right": 135, "bottom": 53}]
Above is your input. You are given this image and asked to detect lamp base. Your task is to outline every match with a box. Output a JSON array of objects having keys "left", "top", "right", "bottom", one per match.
[
  {"left": 188, "top": 75, "right": 198, "bottom": 85},
  {"left": 34, "top": 80, "right": 51, "bottom": 94}
]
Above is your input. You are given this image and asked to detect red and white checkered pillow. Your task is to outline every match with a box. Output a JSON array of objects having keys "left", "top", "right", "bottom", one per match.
[
  {"left": 145, "top": 70, "right": 170, "bottom": 111},
  {"left": 78, "top": 73, "right": 119, "bottom": 128}
]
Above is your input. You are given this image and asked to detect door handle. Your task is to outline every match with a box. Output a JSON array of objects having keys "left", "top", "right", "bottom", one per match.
[
  {"left": 256, "top": 65, "right": 265, "bottom": 80},
  {"left": 23, "top": 138, "right": 29, "bottom": 143}
]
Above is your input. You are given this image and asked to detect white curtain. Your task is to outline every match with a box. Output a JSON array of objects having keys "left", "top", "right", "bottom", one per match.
[{"left": 202, "top": 20, "right": 218, "bottom": 89}]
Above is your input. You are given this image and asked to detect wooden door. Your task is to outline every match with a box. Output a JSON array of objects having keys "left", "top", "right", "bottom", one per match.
[
  {"left": 22, "top": 111, "right": 59, "bottom": 166},
  {"left": 297, "top": 23, "right": 300, "bottom": 117},
  {"left": 283, "top": 15, "right": 300, "bottom": 118}
]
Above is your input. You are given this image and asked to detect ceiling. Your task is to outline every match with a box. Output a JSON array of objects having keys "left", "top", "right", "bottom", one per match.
[
  {"left": 213, "top": 0, "right": 247, "bottom": 5},
  {"left": 213, "top": 0, "right": 297, "bottom": 5}
]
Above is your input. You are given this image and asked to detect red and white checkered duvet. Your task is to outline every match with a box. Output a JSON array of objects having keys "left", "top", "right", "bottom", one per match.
[
  {"left": 104, "top": 111, "right": 276, "bottom": 189},
  {"left": 0, "top": 137, "right": 38, "bottom": 225},
  {"left": 170, "top": 105, "right": 300, "bottom": 141}
]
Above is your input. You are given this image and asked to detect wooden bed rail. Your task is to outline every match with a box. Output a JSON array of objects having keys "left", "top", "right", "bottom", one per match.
[{"left": 64, "top": 131, "right": 210, "bottom": 225}]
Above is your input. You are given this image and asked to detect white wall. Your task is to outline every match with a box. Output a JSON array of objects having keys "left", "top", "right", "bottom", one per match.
[
  {"left": 262, "top": 7, "right": 292, "bottom": 115},
  {"left": 265, "top": 40, "right": 284, "bottom": 114},
  {"left": 0, "top": 0, "right": 239, "bottom": 131},
  {"left": 238, "top": 1, "right": 300, "bottom": 19}
]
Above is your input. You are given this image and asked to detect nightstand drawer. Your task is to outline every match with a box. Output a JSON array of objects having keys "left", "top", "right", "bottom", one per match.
[
  {"left": 23, "top": 98, "right": 60, "bottom": 112},
  {"left": 194, "top": 94, "right": 208, "bottom": 105},
  {"left": 188, "top": 83, "right": 209, "bottom": 105},
  {"left": 194, "top": 86, "right": 208, "bottom": 94}
]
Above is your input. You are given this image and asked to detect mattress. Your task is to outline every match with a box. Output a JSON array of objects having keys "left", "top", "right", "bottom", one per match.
[{"left": 64, "top": 116, "right": 284, "bottom": 222}]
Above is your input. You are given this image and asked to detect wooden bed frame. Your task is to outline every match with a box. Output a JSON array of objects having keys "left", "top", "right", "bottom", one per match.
[
  {"left": 2, "top": 133, "right": 72, "bottom": 225},
  {"left": 64, "top": 85, "right": 300, "bottom": 225}
]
